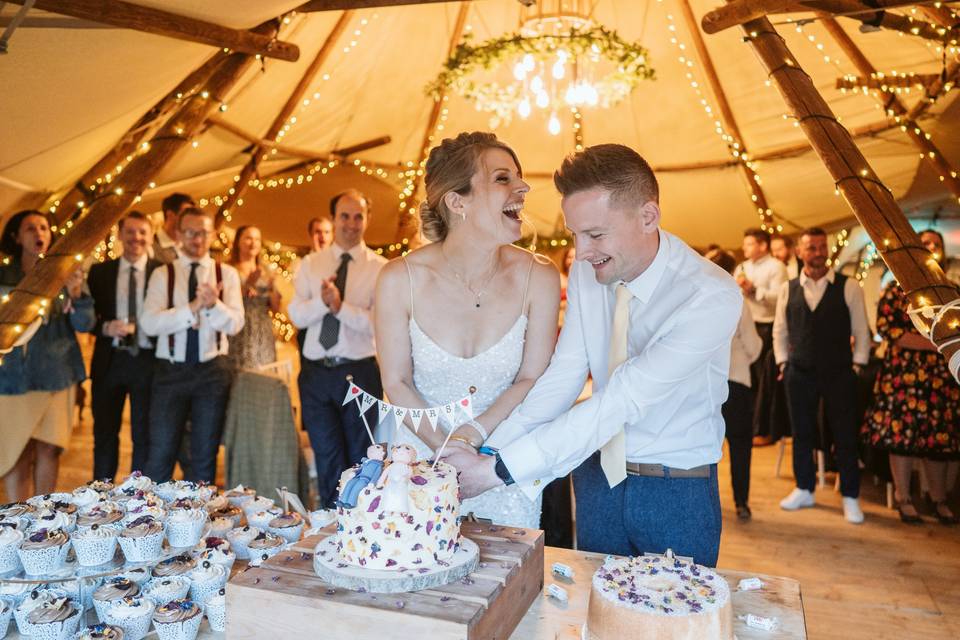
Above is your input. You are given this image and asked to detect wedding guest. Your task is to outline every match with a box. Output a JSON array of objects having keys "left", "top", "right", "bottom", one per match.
[
  {"left": 153, "top": 193, "right": 193, "bottom": 264},
  {"left": 445, "top": 144, "right": 742, "bottom": 567},
  {"left": 140, "top": 207, "right": 244, "bottom": 483},
  {"left": 771, "top": 233, "right": 801, "bottom": 279},
  {"left": 0, "top": 210, "right": 95, "bottom": 499},
  {"left": 227, "top": 225, "right": 280, "bottom": 369},
  {"left": 707, "top": 248, "right": 762, "bottom": 521},
  {"left": 87, "top": 211, "right": 161, "bottom": 480},
  {"left": 289, "top": 189, "right": 387, "bottom": 509},
  {"left": 735, "top": 228, "right": 788, "bottom": 446},
  {"left": 308, "top": 216, "right": 334, "bottom": 254},
  {"left": 862, "top": 229, "right": 960, "bottom": 525},
  {"left": 773, "top": 228, "right": 870, "bottom": 524}
]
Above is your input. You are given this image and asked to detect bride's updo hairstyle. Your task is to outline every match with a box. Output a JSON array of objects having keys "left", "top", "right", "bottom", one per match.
[{"left": 419, "top": 131, "right": 522, "bottom": 243}]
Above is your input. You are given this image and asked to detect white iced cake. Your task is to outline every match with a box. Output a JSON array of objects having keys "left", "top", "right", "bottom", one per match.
[{"left": 586, "top": 553, "right": 733, "bottom": 640}]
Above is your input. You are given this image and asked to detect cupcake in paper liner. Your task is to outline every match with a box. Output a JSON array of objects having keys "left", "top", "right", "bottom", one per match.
[
  {"left": 73, "top": 622, "right": 126, "bottom": 639},
  {"left": 203, "top": 588, "right": 225, "bottom": 632},
  {"left": 205, "top": 500, "right": 242, "bottom": 530},
  {"left": 0, "top": 578, "right": 35, "bottom": 607},
  {"left": 92, "top": 578, "right": 140, "bottom": 622},
  {"left": 17, "top": 528, "right": 71, "bottom": 575},
  {"left": 116, "top": 566, "right": 151, "bottom": 586},
  {"left": 247, "top": 507, "right": 283, "bottom": 530},
  {"left": 223, "top": 485, "right": 256, "bottom": 509},
  {"left": 0, "top": 525, "right": 24, "bottom": 574},
  {"left": 86, "top": 479, "right": 115, "bottom": 494},
  {"left": 14, "top": 588, "right": 68, "bottom": 635},
  {"left": 77, "top": 503, "right": 125, "bottom": 531},
  {"left": 246, "top": 531, "right": 284, "bottom": 567},
  {"left": 27, "top": 493, "right": 76, "bottom": 513},
  {"left": 142, "top": 576, "right": 191, "bottom": 607},
  {"left": 194, "top": 537, "right": 235, "bottom": 572},
  {"left": 29, "top": 508, "right": 78, "bottom": 534},
  {"left": 118, "top": 516, "right": 165, "bottom": 562},
  {"left": 225, "top": 526, "right": 261, "bottom": 560},
  {"left": 164, "top": 508, "right": 207, "bottom": 549},
  {"left": 152, "top": 598, "right": 202, "bottom": 640},
  {"left": 24, "top": 595, "right": 81, "bottom": 640},
  {"left": 113, "top": 472, "right": 154, "bottom": 497},
  {"left": 267, "top": 512, "right": 304, "bottom": 544},
  {"left": 0, "top": 501, "right": 35, "bottom": 521},
  {"left": 0, "top": 597, "right": 12, "bottom": 639},
  {"left": 103, "top": 595, "right": 155, "bottom": 640},
  {"left": 152, "top": 553, "right": 196, "bottom": 580},
  {"left": 240, "top": 496, "right": 274, "bottom": 519},
  {"left": 308, "top": 508, "right": 337, "bottom": 530},
  {"left": 121, "top": 505, "right": 166, "bottom": 527},
  {"left": 204, "top": 517, "right": 232, "bottom": 539},
  {"left": 60, "top": 576, "right": 101, "bottom": 611},
  {"left": 70, "top": 487, "right": 106, "bottom": 511},
  {"left": 72, "top": 524, "right": 120, "bottom": 567},
  {"left": 187, "top": 561, "right": 227, "bottom": 606}
]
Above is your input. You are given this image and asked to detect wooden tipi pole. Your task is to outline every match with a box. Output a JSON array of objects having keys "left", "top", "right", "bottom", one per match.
[
  {"left": 0, "top": 23, "right": 277, "bottom": 350},
  {"left": 732, "top": 14, "right": 960, "bottom": 380},
  {"left": 214, "top": 10, "right": 354, "bottom": 231}
]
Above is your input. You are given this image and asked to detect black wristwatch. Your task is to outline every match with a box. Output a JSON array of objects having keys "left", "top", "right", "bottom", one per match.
[{"left": 493, "top": 451, "right": 515, "bottom": 486}]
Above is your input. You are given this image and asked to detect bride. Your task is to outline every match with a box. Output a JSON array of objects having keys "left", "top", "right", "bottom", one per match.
[{"left": 374, "top": 131, "right": 560, "bottom": 528}]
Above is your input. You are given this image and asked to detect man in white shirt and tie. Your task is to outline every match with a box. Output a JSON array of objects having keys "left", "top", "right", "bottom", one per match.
[
  {"left": 444, "top": 144, "right": 742, "bottom": 566},
  {"left": 771, "top": 233, "right": 802, "bottom": 280},
  {"left": 140, "top": 208, "right": 244, "bottom": 483},
  {"left": 152, "top": 193, "right": 193, "bottom": 264},
  {"left": 289, "top": 189, "right": 387, "bottom": 510}
]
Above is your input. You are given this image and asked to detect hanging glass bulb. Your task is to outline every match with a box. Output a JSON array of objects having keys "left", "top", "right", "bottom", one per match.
[
  {"left": 552, "top": 59, "right": 565, "bottom": 80},
  {"left": 523, "top": 53, "right": 536, "bottom": 71},
  {"left": 518, "top": 98, "right": 532, "bottom": 119},
  {"left": 530, "top": 75, "right": 544, "bottom": 93},
  {"left": 564, "top": 84, "right": 578, "bottom": 105},
  {"left": 584, "top": 83, "right": 599, "bottom": 106},
  {"left": 513, "top": 62, "right": 527, "bottom": 81},
  {"left": 535, "top": 90, "right": 550, "bottom": 109},
  {"left": 548, "top": 113, "right": 561, "bottom": 135}
]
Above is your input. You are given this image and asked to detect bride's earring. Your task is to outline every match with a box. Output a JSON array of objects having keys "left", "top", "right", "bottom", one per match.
[{"left": 456, "top": 210, "right": 466, "bottom": 221}]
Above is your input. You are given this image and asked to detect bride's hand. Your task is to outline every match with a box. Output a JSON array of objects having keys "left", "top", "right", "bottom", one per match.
[{"left": 437, "top": 439, "right": 476, "bottom": 460}]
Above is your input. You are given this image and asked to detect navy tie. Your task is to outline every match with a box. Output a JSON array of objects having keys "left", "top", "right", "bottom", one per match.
[
  {"left": 318, "top": 252, "right": 352, "bottom": 349},
  {"left": 185, "top": 262, "right": 200, "bottom": 364},
  {"left": 126, "top": 265, "right": 139, "bottom": 356}
]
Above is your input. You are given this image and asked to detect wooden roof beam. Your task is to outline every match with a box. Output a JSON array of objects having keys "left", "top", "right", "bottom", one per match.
[
  {"left": 5, "top": 0, "right": 299, "bottom": 61},
  {"left": 836, "top": 72, "right": 949, "bottom": 91},
  {"left": 298, "top": 0, "right": 463, "bottom": 11}
]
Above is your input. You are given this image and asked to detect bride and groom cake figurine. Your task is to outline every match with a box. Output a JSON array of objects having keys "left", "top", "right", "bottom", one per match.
[{"left": 337, "top": 444, "right": 417, "bottom": 513}]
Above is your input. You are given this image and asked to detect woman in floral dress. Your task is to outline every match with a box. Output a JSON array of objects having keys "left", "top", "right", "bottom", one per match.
[{"left": 227, "top": 225, "right": 281, "bottom": 370}]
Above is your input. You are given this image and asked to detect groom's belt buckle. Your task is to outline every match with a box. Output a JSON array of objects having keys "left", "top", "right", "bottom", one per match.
[{"left": 625, "top": 463, "right": 710, "bottom": 478}]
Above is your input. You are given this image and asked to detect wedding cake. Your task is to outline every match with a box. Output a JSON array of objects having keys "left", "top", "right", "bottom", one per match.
[
  {"left": 586, "top": 553, "right": 733, "bottom": 640},
  {"left": 333, "top": 445, "right": 461, "bottom": 570}
]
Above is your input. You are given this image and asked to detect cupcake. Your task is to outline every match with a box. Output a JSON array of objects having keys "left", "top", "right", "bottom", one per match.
[
  {"left": 0, "top": 525, "right": 24, "bottom": 574},
  {"left": 72, "top": 524, "right": 120, "bottom": 567},
  {"left": 29, "top": 508, "right": 77, "bottom": 534},
  {"left": 195, "top": 537, "right": 235, "bottom": 571},
  {"left": 116, "top": 566, "right": 151, "bottom": 586},
  {"left": 0, "top": 514, "right": 29, "bottom": 532},
  {"left": 118, "top": 517, "right": 164, "bottom": 562},
  {"left": 125, "top": 493, "right": 164, "bottom": 511},
  {"left": 225, "top": 526, "right": 261, "bottom": 560},
  {"left": 247, "top": 507, "right": 283, "bottom": 530},
  {"left": 113, "top": 472, "right": 153, "bottom": 497},
  {"left": 86, "top": 480, "right": 115, "bottom": 494},
  {"left": 308, "top": 508, "right": 337, "bottom": 530},
  {"left": 152, "top": 599, "right": 202, "bottom": 640},
  {"left": 240, "top": 496, "right": 274, "bottom": 518},
  {"left": 24, "top": 595, "right": 80, "bottom": 640},
  {"left": 103, "top": 596, "right": 155, "bottom": 640},
  {"left": 0, "top": 578, "right": 34, "bottom": 606},
  {"left": 0, "top": 598, "right": 12, "bottom": 639},
  {"left": 223, "top": 485, "right": 256, "bottom": 508},
  {"left": 142, "top": 577, "right": 191, "bottom": 607},
  {"left": 154, "top": 482, "right": 200, "bottom": 504},
  {"left": 27, "top": 494, "right": 76, "bottom": 514},
  {"left": 205, "top": 498, "right": 242, "bottom": 529},
  {"left": 60, "top": 576, "right": 101, "bottom": 611},
  {"left": 77, "top": 503, "right": 124, "bottom": 531},
  {"left": 163, "top": 509, "right": 206, "bottom": 549},
  {"left": 74, "top": 622, "right": 126, "bottom": 639},
  {"left": 70, "top": 487, "right": 105, "bottom": 510},
  {"left": 246, "top": 531, "right": 284, "bottom": 567},
  {"left": 121, "top": 504, "right": 165, "bottom": 527},
  {"left": 204, "top": 517, "right": 232, "bottom": 538},
  {"left": 0, "top": 502, "right": 35, "bottom": 520},
  {"left": 203, "top": 588, "right": 225, "bottom": 632},
  {"left": 14, "top": 589, "right": 67, "bottom": 635},
  {"left": 17, "top": 528, "right": 71, "bottom": 574},
  {"left": 152, "top": 554, "right": 196, "bottom": 579},
  {"left": 267, "top": 512, "right": 304, "bottom": 543},
  {"left": 92, "top": 578, "right": 140, "bottom": 622},
  {"left": 187, "top": 561, "right": 227, "bottom": 606}
]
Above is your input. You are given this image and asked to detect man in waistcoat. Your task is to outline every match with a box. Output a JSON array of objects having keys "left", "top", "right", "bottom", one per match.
[{"left": 773, "top": 227, "right": 871, "bottom": 524}]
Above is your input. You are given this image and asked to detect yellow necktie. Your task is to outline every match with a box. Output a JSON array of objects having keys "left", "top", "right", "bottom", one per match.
[{"left": 600, "top": 282, "right": 631, "bottom": 487}]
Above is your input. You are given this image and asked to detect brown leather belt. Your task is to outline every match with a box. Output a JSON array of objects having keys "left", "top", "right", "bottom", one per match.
[{"left": 625, "top": 463, "right": 711, "bottom": 478}]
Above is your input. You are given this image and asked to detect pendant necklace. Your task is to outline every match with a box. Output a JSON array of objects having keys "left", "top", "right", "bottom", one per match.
[{"left": 441, "top": 249, "right": 501, "bottom": 309}]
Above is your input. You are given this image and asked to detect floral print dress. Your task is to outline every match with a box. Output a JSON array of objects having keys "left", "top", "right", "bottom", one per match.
[{"left": 861, "top": 283, "right": 960, "bottom": 459}]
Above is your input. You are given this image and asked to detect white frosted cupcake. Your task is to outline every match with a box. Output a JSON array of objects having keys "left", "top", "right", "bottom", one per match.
[
  {"left": 0, "top": 526, "right": 24, "bottom": 574},
  {"left": 0, "top": 514, "right": 29, "bottom": 532},
  {"left": 204, "top": 517, "right": 232, "bottom": 538},
  {"left": 26, "top": 493, "right": 75, "bottom": 512},
  {"left": 121, "top": 505, "right": 165, "bottom": 527},
  {"left": 225, "top": 526, "right": 261, "bottom": 560},
  {"left": 76, "top": 503, "right": 124, "bottom": 531},
  {"left": 0, "top": 597, "right": 12, "bottom": 639},
  {"left": 118, "top": 517, "right": 164, "bottom": 562},
  {"left": 152, "top": 599, "right": 202, "bottom": 640},
  {"left": 113, "top": 472, "right": 154, "bottom": 497},
  {"left": 154, "top": 481, "right": 210, "bottom": 504},
  {"left": 29, "top": 508, "right": 77, "bottom": 534},
  {"left": 70, "top": 487, "right": 105, "bottom": 510},
  {"left": 72, "top": 525, "right": 119, "bottom": 567},
  {"left": 240, "top": 496, "right": 274, "bottom": 518},
  {"left": 163, "top": 509, "right": 206, "bottom": 549},
  {"left": 86, "top": 480, "right": 115, "bottom": 494},
  {"left": 103, "top": 595, "right": 155, "bottom": 640},
  {"left": 246, "top": 531, "right": 284, "bottom": 567},
  {"left": 205, "top": 499, "right": 242, "bottom": 529},
  {"left": 247, "top": 507, "right": 283, "bottom": 531},
  {"left": 308, "top": 508, "right": 337, "bottom": 530},
  {"left": 116, "top": 566, "right": 150, "bottom": 586},
  {"left": 24, "top": 595, "right": 81, "bottom": 640},
  {"left": 142, "top": 577, "right": 191, "bottom": 607},
  {"left": 17, "top": 528, "right": 71, "bottom": 574},
  {"left": 14, "top": 589, "right": 67, "bottom": 635},
  {"left": 196, "top": 546, "right": 235, "bottom": 572},
  {"left": 0, "top": 502, "right": 35, "bottom": 520},
  {"left": 223, "top": 485, "right": 256, "bottom": 508},
  {"left": 92, "top": 578, "right": 140, "bottom": 622},
  {"left": 187, "top": 561, "right": 227, "bottom": 606},
  {"left": 203, "top": 588, "right": 225, "bottom": 632},
  {"left": 267, "top": 512, "right": 304, "bottom": 544},
  {"left": 0, "top": 578, "right": 34, "bottom": 607},
  {"left": 73, "top": 622, "right": 126, "bottom": 639}
]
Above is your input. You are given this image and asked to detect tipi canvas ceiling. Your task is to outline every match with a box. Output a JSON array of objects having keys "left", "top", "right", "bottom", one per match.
[{"left": 1, "top": 0, "right": 958, "bottom": 249}]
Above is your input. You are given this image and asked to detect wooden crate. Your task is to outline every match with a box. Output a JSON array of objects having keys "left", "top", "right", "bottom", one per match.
[{"left": 226, "top": 521, "right": 544, "bottom": 640}]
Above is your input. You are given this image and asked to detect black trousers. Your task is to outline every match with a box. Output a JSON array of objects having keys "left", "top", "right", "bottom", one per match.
[
  {"left": 539, "top": 475, "right": 574, "bottom": 548},
  {"left": 299, "top": 357, "right": 382, "bottom": 508},
  {"left": 91, "top": 350, "right": 155, "bottom": 480},
  {"left": 752, "top": 322, "right": 791, "bottom": 440},
  {"left": 721, "top": 381, "right": 754, "bottom": 506},
  {"left": 783, "top": 364, "right": 861, "bottom": 498},
  {"left": 144, "top": 357, "right": 233, "bottom": 483}
]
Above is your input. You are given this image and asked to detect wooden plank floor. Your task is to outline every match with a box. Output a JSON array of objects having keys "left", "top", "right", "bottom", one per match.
[{"left": 3, "top": 365, "right": 958, "bottom": 639}]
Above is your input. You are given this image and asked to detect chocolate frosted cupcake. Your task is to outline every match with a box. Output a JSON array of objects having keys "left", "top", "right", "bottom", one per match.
[
  {"left": 74, "top": 622, "right": 126, "bottom": 639},
  {"left": 187, "top": 561, "right": 227, "bottom": 606},
  {"left": 223, "top": 484, "right": 256, "bottom": 508},
  {"left": 17, "top": 528, "right": 71, "bottom": 574},
  {"left": 103, "top": 595, "right": 155, "bottom": 640},
  {"left": 25, "top": 595, "right": 81, "bottom": 640},
  {"left": 0, "top": 525, "right": 24, "bottom": 574},
  {"left": 118, "top": 516, "right": 164, "bottom": 562},
  {"left": 152, "top": 599, "right": 202, "bottom": 640},
  {"left": 205, "top": 498, "right": 243, "bottom": 529},
  {"left": 142, "top": 576, "right": 191, "bottom": 607},
  {"left": 77, "top": 502, "right": 124, "bottom": 530},
  {"left": 247, "top": 507, "right": 283, "bottom": 530},
  {"left": 14, "top": 589, "right": 67, "bottom": 635},
  {"left": 93, "top": 578, "right": 140, "bottom": 621},
  {"left": 152, "top": 553, "right": 196, "bottom": 579},
  {"left": 247, "top": 531, "right": 284, "bottom": 567},
  {"left": 267, "top": 512, "right": 304, "bottom": 543}
]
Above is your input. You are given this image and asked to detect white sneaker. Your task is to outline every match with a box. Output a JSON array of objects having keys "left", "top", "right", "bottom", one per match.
[
  {"left": 779, "top": 488, "right": 815, "bottom": 511},
  {"left": 842, "top": 497, "right": 864, "bottom": 524}
]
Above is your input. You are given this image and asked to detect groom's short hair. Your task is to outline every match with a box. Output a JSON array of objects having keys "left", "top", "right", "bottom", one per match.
[{"left": 553, "top": 144, "right": 659, "bottom": 208}]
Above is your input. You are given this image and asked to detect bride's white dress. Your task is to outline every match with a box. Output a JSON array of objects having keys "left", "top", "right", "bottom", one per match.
[{"left": 393, "top": 260, "right": 543, "bottom": 529}]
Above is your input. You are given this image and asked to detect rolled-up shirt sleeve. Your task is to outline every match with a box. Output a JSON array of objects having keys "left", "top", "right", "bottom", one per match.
[
  {"left": 846, "top": 278, "right": 872, "bottom": 365},
  {"left": 288, "top": 259, "right": 329, "bottom": 329},
  {"left": 772, "top": 281, "right": 790, "bottom": 365},
  {"left": 500, "top": 287, "right": 741, "bottom": 493}
]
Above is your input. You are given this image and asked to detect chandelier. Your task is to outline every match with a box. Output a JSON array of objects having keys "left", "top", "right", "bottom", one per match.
[{"left": 427, "top": 0, "right": 654, "bottom": 134}]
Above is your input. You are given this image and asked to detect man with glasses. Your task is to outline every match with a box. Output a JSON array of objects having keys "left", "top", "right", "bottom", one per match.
[{"left": 141, "top": 208, "right": 244, "bottom": 483}]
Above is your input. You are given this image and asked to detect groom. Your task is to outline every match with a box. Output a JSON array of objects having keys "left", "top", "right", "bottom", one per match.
[{"left": 443, "top": 144, "right": 741, "bottom": 567}]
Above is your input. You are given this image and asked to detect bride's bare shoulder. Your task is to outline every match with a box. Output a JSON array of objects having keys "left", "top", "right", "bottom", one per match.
[{"left": 502, "top": 245, "right": 560, "bottom": 278}]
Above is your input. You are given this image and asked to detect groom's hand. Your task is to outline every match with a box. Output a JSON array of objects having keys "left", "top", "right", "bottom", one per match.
[{"left": 439, "top": 449, "right": 502, "bottom": 498}]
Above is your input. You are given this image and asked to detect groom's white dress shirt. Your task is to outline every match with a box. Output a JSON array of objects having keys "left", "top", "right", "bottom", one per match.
[{"left": 488, "top": 230, "right": 743, "bottom": 499}]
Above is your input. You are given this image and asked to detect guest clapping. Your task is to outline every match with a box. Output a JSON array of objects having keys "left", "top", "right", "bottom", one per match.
[{"left": 227, "top": 225, "right": 281, "bottom": 370}]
